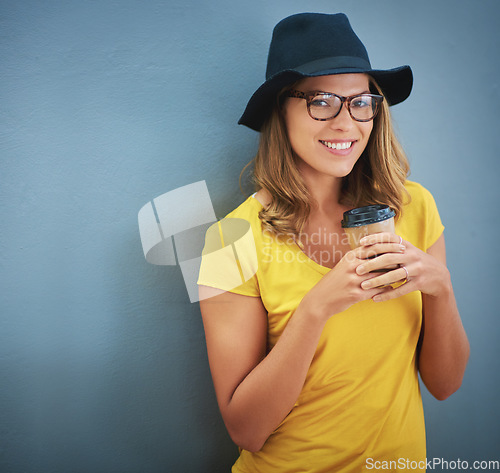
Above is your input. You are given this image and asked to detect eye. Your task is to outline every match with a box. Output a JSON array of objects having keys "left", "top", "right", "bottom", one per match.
[
  {"left": 350, "top": 95, "right": 372, "bottom": 109},
  {"left": 307, "top": 93, "right": 342, "bottom": 120},
  {"left": 310, "top": 96, "right": 332, "bottom": 108}
]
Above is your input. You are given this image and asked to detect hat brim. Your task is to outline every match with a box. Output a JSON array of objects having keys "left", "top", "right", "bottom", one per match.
[{"left": 238, "top": 65, "right": 412, "bottom": 132}]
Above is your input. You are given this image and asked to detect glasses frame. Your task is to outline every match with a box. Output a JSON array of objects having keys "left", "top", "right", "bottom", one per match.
[{"left": 285, "top": 89, "right": 384, "bottom": 122}]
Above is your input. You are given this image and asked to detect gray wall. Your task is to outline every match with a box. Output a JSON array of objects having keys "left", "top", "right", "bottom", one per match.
[{"left": 1, "top": 0, "right": 499, "bottom": 471}]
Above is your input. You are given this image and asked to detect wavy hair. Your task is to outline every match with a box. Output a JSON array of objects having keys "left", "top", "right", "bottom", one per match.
[{"left": 241, "top": 77, "right": 410, "bottom": 238}]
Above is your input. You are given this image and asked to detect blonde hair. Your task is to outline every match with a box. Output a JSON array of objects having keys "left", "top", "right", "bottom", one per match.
[{"left": 242, "top": 77, "right": 410, "bottom": 237}]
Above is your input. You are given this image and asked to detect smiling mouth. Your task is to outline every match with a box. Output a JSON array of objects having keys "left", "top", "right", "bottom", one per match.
[{"left": 320, "top": 140, "right": 354, "bottom": 150}]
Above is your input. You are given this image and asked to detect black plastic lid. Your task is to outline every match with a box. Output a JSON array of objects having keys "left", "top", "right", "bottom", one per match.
[{"left": 341, "top": 204, "right": 395, "bottom": 228}]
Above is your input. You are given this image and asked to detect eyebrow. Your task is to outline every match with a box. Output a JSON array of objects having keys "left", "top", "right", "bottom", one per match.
[{"left": 308, "top": 89, "right": 372, "bottom": 96}]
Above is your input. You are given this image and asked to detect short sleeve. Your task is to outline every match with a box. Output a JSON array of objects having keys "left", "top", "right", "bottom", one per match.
[
  {"left": 420, "top": 185, "right": 444, "bottom": 250},
  {"left": 197, "top": 217, "right": 260, "bottom": 297},
  {"left": 400, "top": 181, "right": 445, "bottom": 251}
]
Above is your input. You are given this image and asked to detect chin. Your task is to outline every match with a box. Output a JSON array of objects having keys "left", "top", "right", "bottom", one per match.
[{"left": 334, "top": 163, "right": 358, "bottom": 178}]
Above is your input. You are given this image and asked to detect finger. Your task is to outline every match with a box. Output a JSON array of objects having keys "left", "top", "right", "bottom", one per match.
[
  {"left": 372, "top": 280, "right": 415, "bottom": 302},
  {"left": 352, "top": 241, "right": 404, "bottom": 261},
  {"left": 355, "top": 242, "right": 405, "bottom": 262},
  {"left": 342, "top": 248, "right": 367, "bottom": 266},
  {"left": 360, "top": 265, "right": 407, "bottom": 289},
  {"left": 359, "top": 233, "right": 403, "bottom": 246},
  {"left": 356, "top": 253, "right": 406, "bottom": 276}
]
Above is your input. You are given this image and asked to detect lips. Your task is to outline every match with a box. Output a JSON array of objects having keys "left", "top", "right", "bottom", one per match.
[{"left": 319, "top": 140, "right": 354, "bottom": 150}]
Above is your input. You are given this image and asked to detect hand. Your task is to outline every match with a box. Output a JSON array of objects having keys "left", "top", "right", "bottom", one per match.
[
  {"left": 299, "top": 238, "right": 406, "bottom": 321},
  {"left": 355, "top": 232, "right": 450, "bottom": 302}
]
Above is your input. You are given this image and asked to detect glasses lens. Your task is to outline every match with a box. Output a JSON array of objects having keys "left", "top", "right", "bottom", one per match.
[
  {"left": 349, "top": 95, "right": 379, "bottom": 121},
  {"left": 308, "top": 94, "right": 342, "bottom": 120}
]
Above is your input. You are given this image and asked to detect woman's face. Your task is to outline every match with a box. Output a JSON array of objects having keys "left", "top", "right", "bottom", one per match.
[{"left": 283, "top": 73, "right": 374, "bottom": 183}]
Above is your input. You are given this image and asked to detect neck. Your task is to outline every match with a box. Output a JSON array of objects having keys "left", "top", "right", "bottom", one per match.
[{"left": 303, "top": 174, "right": 344, "bottom": 215}]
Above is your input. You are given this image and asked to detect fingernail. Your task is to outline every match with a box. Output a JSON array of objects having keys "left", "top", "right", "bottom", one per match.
[
  {"left": 357, "top": 265, "right": 366, "bottom": 275},
  {"left": 399, "top": 245, "right": 406, "bottom": 252},
  {"left": 361, "top": 280, "right": 371, "bottom": 289}
]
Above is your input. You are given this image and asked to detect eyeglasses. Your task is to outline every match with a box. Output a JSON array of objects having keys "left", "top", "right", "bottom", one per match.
[{"left": 285, "top": 89, "right": 384, "bottom": 122}]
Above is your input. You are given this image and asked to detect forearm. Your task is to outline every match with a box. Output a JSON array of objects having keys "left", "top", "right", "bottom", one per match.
[
  {"left": 419, "top": 272, "right": 470, "bottom": 400},
  {"left": 223, "top": 305, "right": 325, "bottom": 452}
]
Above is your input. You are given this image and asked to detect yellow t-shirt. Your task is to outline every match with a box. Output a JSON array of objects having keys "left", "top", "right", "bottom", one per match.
[{"left": 198, "top": 181, "right": 444, "bottom": 473}]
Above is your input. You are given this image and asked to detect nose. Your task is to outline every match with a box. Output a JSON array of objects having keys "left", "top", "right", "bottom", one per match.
[{"left": 328, "top": 103, "right": 354, "bottom": 131}]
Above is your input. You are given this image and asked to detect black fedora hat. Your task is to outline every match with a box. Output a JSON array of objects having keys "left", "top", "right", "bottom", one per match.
[{"left": 239, "top": 12, "right": 413, "bottom": 132}]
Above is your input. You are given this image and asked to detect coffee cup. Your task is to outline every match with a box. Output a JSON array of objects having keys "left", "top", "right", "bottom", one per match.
[{"left": 341, "top": 204, "right": 397, "bottom": 272}]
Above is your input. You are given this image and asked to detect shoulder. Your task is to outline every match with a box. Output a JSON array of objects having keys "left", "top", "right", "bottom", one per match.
[
  {"left": 225, "top": 194, "right": 263, "bottom": 223},
  {"left": 399, "top": 180, "right": 444, "bottom": 251},
  {"left": 254, "top": 188, "right": 272, "bottom": 207},
  {"left": 403, "top": 180, "right": 439, "bottom": 213},
  {"left": 404, "top": 180, "right": 435, "bottom": 202},
  {"left": 199, "top": 196, "right": 262, "bottom": 296},
  {"left": 201, "top": 196, "right": 262, "bottom": 251}
]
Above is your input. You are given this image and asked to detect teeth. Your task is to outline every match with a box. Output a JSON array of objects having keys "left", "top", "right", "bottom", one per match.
[{"left": 321, "top": 141, "right": 353, "bottom": 150}]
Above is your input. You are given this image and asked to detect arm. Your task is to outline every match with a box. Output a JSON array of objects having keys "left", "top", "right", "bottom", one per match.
[
  {"left": 199, "top": 243, "right": 395, "bottom": 451},
  {"left": 417, "top": 235, "right": 470, "bottom": 400},
  {"left": 199, "top": 286, "right": 325, "bottom": 452},
  {"left": 357, "top": 233, "right": 470, "bottom": 400}
]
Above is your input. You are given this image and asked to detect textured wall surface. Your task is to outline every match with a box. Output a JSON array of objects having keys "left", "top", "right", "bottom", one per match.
[{"left": 1, "top": 0, "right": 499, "bottom": 472}]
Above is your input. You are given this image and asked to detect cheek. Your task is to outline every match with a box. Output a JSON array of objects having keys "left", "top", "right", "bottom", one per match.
[
  {"left": 283, "top": 104, "right": 300, "bottom": 134},
  {"left": 357, "top": 122, "right": 374, "bottom": 149},
  {"left": 283, "top": 101, "right": 313, "bottom": 135},
  {"left": 284, "top": 113, "right": 308, "bottom": 151},
  {"left": 286, "top": 121, "right": 316, "bottom": 158},
  {"left": 363, "top": 122, "right": 374, "bottom": 139},
  {"left": 285, "top": 111, "right": 320, "bottom": 144}
]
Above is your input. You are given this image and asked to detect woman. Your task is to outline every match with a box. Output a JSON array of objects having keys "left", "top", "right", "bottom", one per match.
[{"left": 198, "top": 13, "right": 469, "bottom": 472}]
